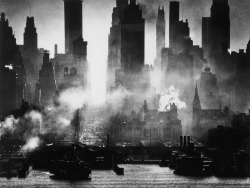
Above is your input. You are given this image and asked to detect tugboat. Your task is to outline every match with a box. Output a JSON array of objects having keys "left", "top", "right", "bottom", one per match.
[
  {"left": 171, "top": 136, "right": 212, "bottom": 176},
  {"left": 0, "top": 152, "right": 29, "bottom": 178},
  {"left": 49, "top": 157, "right": 91, "bottom": 179},
  {"left": 48, "top": 109, "right": 92, "bottom": 180},
  {"left": 174, "top": 153, "right": 212, "bottom": 176}
]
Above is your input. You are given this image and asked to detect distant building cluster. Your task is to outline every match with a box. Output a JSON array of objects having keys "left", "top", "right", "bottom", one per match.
[
  {"left": 109, "top": 101, "right": 182, "bottom": 143},
  {"left": 0, "top": 0, "right": 88, "bottom": 113}
]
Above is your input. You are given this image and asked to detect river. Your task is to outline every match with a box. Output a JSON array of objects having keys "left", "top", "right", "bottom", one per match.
[{"left": 0, "top": 165, "right": 250, "bottom": 187}]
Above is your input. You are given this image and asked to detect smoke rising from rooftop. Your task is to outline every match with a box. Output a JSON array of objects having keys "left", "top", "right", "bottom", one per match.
[{"left": 158, "top": 86, "right": 187, "bottom": 112}]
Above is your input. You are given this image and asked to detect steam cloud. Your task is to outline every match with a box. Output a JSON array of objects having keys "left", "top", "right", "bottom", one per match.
[
  {"left": 21, "top": 137, "right": 40, "bottom": 152},
  {"left": 158, "top": 85, "right": 187, "bottom": 112},
  {"left": 0, "top": 86, "right": 88, "bottom": 152},
  {"left": 0, "top": 115, "right": 19, "bottom": 137}
]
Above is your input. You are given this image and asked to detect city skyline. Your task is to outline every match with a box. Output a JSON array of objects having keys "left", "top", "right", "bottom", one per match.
[{"left": 2, "top": 0, "right": 250, "bottom": 105}]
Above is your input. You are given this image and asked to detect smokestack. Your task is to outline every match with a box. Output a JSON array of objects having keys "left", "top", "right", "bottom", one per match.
[
  {"left": 55, "top": 44, "right": 58, "bottom": 56},
  {"left": 180, "top": 136, "right": 183, "bottom": 150},
  {"left": 187, "top": 136, "right": 191, "bottom": 147},
  {"left": 184, "top": 136, "right": 187, "bottom": 150}
]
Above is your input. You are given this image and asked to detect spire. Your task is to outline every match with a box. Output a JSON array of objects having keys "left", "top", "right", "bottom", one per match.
[
  {"left": 193, "top": 84, "right": 201, "bottom": 110},
  {"left": 194, "top": 84, "right": 199, "bottom": 100},
  {"left": 157, "top": 5, "right": 165, "bottom": 22},
  {"left": 246, "top": 39, "right": 250, "bottom": 54}
]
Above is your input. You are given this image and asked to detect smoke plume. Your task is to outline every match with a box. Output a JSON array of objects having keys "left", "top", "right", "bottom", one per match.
[
  {"left": 21, "top": 137, "right": 41, "bottom": 152},
  {"left": 0, "top": 115, "right": 19, "bottom": 137},
  {"left": 158, "top": 85, "right": 187, "bottom": 112}
]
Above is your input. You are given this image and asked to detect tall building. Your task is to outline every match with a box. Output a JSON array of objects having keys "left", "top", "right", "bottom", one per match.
[
  {"left": 202, "top": 0, "right": 230, "bottom": 57},
  {"left": 107, "top": 0, "right": 127, "bottom": 92},
  {"left": 20, "top": 16, "right": 43, "bottom": 104},
  {"left": 153, "top": 6, "right": 166, "bottom": 93},
  {"left": 53, "top": 36, "right": 88, "bottom": 91},
  {"left": 156, "top": 6, "right": 165, "bottom": 59},
  {"left": 199, "top": 67, "right": 219, "bottom": 108},
  {"left": 36, "top": 51, "right": 56, "bottom": 106},
  {"left": 119, "top": 0, "right": 146, "bottom": 94},
  {"left": 107, "top": 0, "right": 146, "bottom": 92},
  {"left": 64, "top": 0, "right": 83, "bottom": 53},
  {"left": 24, "top": 17, "right": 37, "bottom": 55},
  {"left": 169, "top": 1, "right": 179, "bottom": 50},
  {"left": 0, "top": 12, "right": 26, "bottom": 114},
  {"left": 121, "top": 0, "right": 145, "bottom": 74},
  {"left": 52, "top": 0, "right": 88, "bottom": 92}
]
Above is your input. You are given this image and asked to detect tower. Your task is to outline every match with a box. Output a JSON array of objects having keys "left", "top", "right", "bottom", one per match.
[
  {"left": 24, "top": 17, "right": 38, "bottom": 55},
  {"left": 121, "top": 0, "right": 145, "bottom": 73},
  {"left": 0, "top": 12, "right": 26, "bottom": 113},
  {"left": 169, "top": 1, "right": 179, "bottom": 49},
  {"left": 211, "top": 0, "right": 230, "bottom": 54},
  {"left": 156, "top": 6, "right": 165, "bottom": 59},
  {"left": 107, "top": 0, "right": 128, "bottom": 92},
  {"left": 193, "top": 84, "right": 201, "bottom": 128},
  {"left": 64, "top": 0, "right": 83, "bottom": 53},
  {"left": 154, "top": 6, "right": 165, "bottom": 93},
  {"left": 38, "top": 51, "right": 57, "bottom": 106},
  {"left": 202, "top": 0, "right": 230, "bottom": 57}
]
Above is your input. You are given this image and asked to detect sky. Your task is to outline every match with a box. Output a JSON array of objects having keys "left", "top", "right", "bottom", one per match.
[{"left": 1, "top": 0, "right": 250, "bottom": 103}]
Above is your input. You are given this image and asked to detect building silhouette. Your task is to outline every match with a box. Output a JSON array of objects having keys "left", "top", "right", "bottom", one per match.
[
  {"left": 64, "top": 0, "right": 83, "bottom": 53},
  {"left": 52, "top": 0, "right": 88, "bottom": 92},
  {"left": 120, "top": 0, "right": 145, "bottom": 74},
  {"left": 153, "top": 6, "right": 166, "bottom": 93},
  {"left": 107, "top": 0, "right": 127, "bottom": 92},
  {"left": 169, "top": 1, "right": 179, "bottom": 51},
  {"left": 19, "top": 17, "right": 44, "bottom": 104},
  {"left": 24, "top": 17, "right": 37, "bottom": 55},
  {"left": 231, "top": 46, "right": 250, "bottom": 113},
  {"left": 107, "top": 0, "right": 146, "bottom": 90},
  {"left": 106, "top": 0, "right": 153, "bottom": 113},
  {"left": 202, "top": 0, "right": 230, "bottom": 58},
  {"left": 0, "top": 13, "right": 27, "bottom": 115},
  {"left": 199, "top": 67, "right": 219, "bottom": 109},
  {"left": 156, "top": 6, "right": 165, "bottom": 60},
  {"left": 35, "top": 51, "right": 56, "bottom": 106},
  {"left": 53, "top": 36, "right": 88, "bottom": 91},
  {"left": 110, "top": 101, "right": 182, "bottom": 143},
  {"left": 192, "top": 85, "right": 231, "bottom": 140}
]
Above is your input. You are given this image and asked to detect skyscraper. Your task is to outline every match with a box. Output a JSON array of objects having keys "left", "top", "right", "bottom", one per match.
[
  {"left": 24, "top": 17, "right": 37, "bottom": 55},
  {"left": 156, "top": 6, "right": 165, "bottom": 59},
  {"left": 64, "top": 0, "right": 83, "bottom": 53},
  {"left": 0, "top": 13, "right": 27, "bottom": 113},
  {"left": 202, "top": 0, "right": 230, "bottom": 57},
  {"left": 120, "top": 0, "right": 145, "bottom": 73},
  {"left": 153, "top": 6, "right": 166, "bottom": 93},
  {"left": 107, "top": 0, "right": 128, "bottom": 92},
  {"left": 36, "top": 51, "right": 57, "bottom": 106},
  {"left": 169, "top": 1, "right": 179, "bottom": 50}
]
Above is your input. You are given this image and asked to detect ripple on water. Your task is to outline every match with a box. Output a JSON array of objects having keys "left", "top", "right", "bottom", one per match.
[{"left": 0, "top": 165, "right": 250, "bottom": 188}]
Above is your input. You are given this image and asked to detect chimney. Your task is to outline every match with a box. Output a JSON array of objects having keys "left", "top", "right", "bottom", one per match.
[
  {"left": 55, "top": 44, "right": 58, "bottom": 56},
  {"left": 187, "top": 136, "right": 191, "bottom": 146},
  {"left": 184, "top": 136, "right": 187, "bottom": 149},
  {"left": 180, "top": 136, "right": 183, "bottom": 150}
]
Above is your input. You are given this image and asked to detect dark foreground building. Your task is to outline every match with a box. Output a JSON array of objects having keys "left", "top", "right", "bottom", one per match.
[{"left": 0, "top": 13, "right": 26, "bottom": 115}]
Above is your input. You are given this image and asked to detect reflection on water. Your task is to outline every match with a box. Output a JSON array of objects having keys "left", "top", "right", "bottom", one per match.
[{"left": 0, "top": 165, "right": 250, "bottom": 188}]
